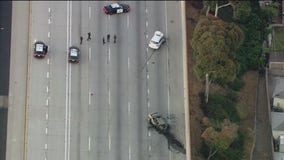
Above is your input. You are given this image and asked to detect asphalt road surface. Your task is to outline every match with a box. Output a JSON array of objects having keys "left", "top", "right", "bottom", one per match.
[{"left": 9, "top": 1, "right": 186, "bottom": 160}]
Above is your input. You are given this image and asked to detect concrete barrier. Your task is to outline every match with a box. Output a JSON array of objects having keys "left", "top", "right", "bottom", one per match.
[{"left": 0, "top": 96, "right": 8, "bottom": 109}]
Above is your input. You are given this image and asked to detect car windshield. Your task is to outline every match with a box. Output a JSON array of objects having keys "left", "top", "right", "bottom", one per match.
[
  {"left": 70, "top": 49, "right": 78, "bottom": 57},
  {"left": 36, "top": 44, "right": 44, "bottom": 52}
]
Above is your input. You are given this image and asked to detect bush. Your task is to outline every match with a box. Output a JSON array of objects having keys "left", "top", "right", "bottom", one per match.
[
  {"left": 205, "top": 94, "right": 240, "bottom": 123},
  {"left": 228, "top": 78, "right": 244, "bottom": 91}
]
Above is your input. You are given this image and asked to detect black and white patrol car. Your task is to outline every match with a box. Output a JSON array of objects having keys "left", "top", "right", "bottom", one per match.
[
  {"left": 68, "top": 46, "right": 80, "bottom": 63},
  {"left": 103, "top": 3, "right": 130, "bottom": 15},
  {"left": 33, "top": 41, "right": 48, "bottom": 58}
]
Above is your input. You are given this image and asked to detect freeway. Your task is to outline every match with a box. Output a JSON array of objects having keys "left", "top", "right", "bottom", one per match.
[{"left": 8, "top": 1, "right": 187, "bottom": 160}]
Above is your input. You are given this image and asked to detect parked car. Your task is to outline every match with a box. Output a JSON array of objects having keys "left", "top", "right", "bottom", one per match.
[
  {"left": 103, "top": 3, "right": 130, "bottom": 15},
  {"left": 148, "top": 31, "right": 166, "bottom": 49},
  {"left": 68, "top": 46, "right": 80, "bottom": 63},
  {"left": 33, "top": 41, "right": 48, "bottom": 58}
]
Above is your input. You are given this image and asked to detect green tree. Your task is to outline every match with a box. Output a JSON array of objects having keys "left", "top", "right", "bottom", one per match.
[
  {"left": 191, "top": 16, "right": 243, "bottom": 83},
  {"left": 201, "top": 119, "right": 239, "bottom": 160}
]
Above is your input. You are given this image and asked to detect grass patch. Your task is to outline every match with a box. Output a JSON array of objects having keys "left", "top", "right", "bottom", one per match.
[{"left": 273, "top": 27, "right": 284, "bottom": 51}]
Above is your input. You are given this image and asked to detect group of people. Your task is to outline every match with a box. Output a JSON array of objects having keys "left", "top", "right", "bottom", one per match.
[{"left": 80, "top": 32, "right": 117, "bottom": 45}]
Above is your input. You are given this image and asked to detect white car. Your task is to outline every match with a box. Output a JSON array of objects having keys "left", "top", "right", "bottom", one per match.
[{"left": 148, "top": 31, "right": 166, "bottom": 49}]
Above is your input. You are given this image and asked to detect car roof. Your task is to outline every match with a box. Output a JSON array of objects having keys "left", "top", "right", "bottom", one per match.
[
  {"left": 110, "top": 3, "right": 120, "bottom": 8},
  {"left": 70, "top": 48, "right": 78, "bottom": 56},
  {"left": 151, "top": 35, "right": 162, "bottom": 43},
  {"left": 35, "top": 43, "right": 44, "bottom": 52}
]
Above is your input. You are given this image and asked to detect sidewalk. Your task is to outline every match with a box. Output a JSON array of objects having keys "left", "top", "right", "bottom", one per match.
[{"left": 252, "top": 74, "right": 273, "bottom": 160}]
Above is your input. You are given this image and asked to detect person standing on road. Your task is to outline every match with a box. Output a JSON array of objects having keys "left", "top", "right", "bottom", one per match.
[
  {"left": 80, "top": 36, "right": 83, "bottom": 44},
  {"left": 87, "top": 32, "right": 91, "bottom": 41},
  {"left": 114, "top": 35, "right": 116, "bottom": 44},
  {"left": 107, "top": 34, "right": 110, "bottom": 42}
]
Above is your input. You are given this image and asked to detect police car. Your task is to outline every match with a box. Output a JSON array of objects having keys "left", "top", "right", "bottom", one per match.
[
  {"left": 68, "top": 46, "right": 80, "bottom": 63},
  {"left": 103, "top": 3, "right": 130, "bottom": 15},
  {"left": 148, "top": 31, "right": 166, "bottom": 49},
  {"left": 33, "top": 41, "right": 48, "bottom": 58}
]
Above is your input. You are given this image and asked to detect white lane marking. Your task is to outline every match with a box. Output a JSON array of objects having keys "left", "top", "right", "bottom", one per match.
[
  {"left": 128, "top": 57, "right": 130, "bottom": 69},
  {"left": 45, "top": 144, "right": 48, "bottom": 149},
  {"left": 128, "top": 102, "right": 130, "bottom": 112},
  {"left": 47, "top": 59, "right": 50, "bottom": 65},
  {"left": 88, "top": 47, "right": 91, "bottom": 60},
  {"left": 89, "top": 6, "right": 91, "bottom": 19},
  {"left": 129, "top": 147, "right": 131, "bottom": 160},
  {"left": 46, "top": 86, "right": 49, "bottom": 93},
  {"left": 147, "top": 74, "right": 149, "bottom": 79},
  {"left": 146, "top": 21, "right": 148, "bottom": 27},
  {"left": 164, "top": 1, "right": 168, "bottom": 37},
  {"left": 45, "top": 157, "right": 47, "bottom": 160},
  {"left": 34, "top": 39, "right": 37, "bottom": 43},
  {"left": 48, "top": 8, "right": 51, "bottom": 12},
  {"left": 145, "top": 8, "right": 148, "bottom": 13},
  {"left": 46, "top": 112, "right": 48, "bottom": 120},
  {"left": 147, "top": 89, "right": 149, "bottom": 95},
  {"left": 89, "top": 92, "right": 91, "bottom": 105},
  {"left": 147, "top": 101, "right": 150, "bottom": 107},
  {"left": 45, "top": 127, "right": 48, "bottom": 134},
  {"left": 88, "top": 136, "right": 91, "bottom": 151},
  {"left": 48, "top": 18, "right": 51, "bottom": 24},
  {"left": 108, "top": 88, "right": 110, "bottom": 105},
  {"left": 48, "top": 32, "right": 50, "bottom": 38},
  {"left": 108, "top": 48, "right": 110, "bottom": 62},
  {"left": 148, "top": 131, "right": 151, "bottom": 136},
  {"left": 108, "top": 133, "right": 111, "bottom": 150},
  {"left": 149, "top": 145, "right": 151, "bottom": 151},
  {"left": 146, "top": 34, "right": 148, "bottom": 39},
  {"left": 47, "top": 72, "right": 49, "bottom": 78},
  {"left": 46, "top": 99, "right": 49, "bottom": 106},
  {"left": 127, "top": 15, "right": 129, "bottom": 28},
  {"left": 146, "top": 47, "right": 148, "bottom": 53}
]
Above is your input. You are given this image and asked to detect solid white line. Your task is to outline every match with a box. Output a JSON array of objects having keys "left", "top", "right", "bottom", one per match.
[
  {"left": 47, "top": 59, "right": 50, "bottom": 64},
  {"left": 46, "top": 112, "right": 48, "bottom": 120},
  {"left": 89, "top": 6, "right": 91, "bottom": 19},
  {"left": 46, "top": 99, "right": 49, "bottom": 106},
  {"left": 46, "top": 86, "right": 49, "bottom": 93},
  {"left": 164, "top": 1, "right": 168, "bottom": 37},
  {"left": 48, "top": 8, "right": 51, "bottom": 12},
  {"left": 45, "top": 127, "right": 48, "bottom": 135},
  {"left": 88, "top": 47, "right": 91, "bottom": 60},
  {"left": 65, "top": 2, "right": 70, "bottom": 160},
  {"left": 88, "top": 136, "right": 91, "bottom": 151},
  {"left": 128, "top": 57, "right": 130, "bottom": 69},
  {"left": 48, "top": 32, "right": 50, "bottom": 38},
  {"left": 47, "top": 72, "right": 49, "bottom": 78},
  {"left": 127, "top": 15, "right": 129, "bottom": 28},
  {"left": 146, "top": 21, "right": 148, "bottom": 27}
]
